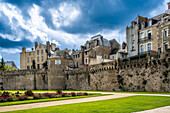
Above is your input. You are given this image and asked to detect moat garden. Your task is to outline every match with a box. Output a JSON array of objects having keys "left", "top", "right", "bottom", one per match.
[{"left": 0, "top": 90, "right": 169, "bottom": 113}]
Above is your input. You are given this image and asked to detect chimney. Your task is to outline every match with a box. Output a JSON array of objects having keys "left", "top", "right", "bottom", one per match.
[
  {"left": 72, "top": 49, "right": 75, "bottom": 53},
  {"left": 46, "top": 41, "right": 50, "bottom": 54},
  {"left": 51, "top": 43, "right": 56, "bottom": 51},
  {"left": 168, "top": 2, "right": 170, "bottom": 9},
  {"left": 22, "top": 47, "right": 26, "bottom": 53},
  {"left": 81, "top": 46, "right": 84, "bottom": 51},
  {"left": 35, "top": 42, "right": 38, "bottom": 49}
]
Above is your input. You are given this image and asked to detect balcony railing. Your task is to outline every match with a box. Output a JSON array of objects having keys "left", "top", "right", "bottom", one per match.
[
  {"left": 139, "top": 50, "right": 158, "bottom": 57},
  {"left": 139, "top": 36, "right": 152, "bottom": 43}
]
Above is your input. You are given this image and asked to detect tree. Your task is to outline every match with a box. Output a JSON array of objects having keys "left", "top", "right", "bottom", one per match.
[
  {"left": 4, "top": 65, "right": 16, "bottom": 71},
  {"left": 42, "top": 61, "right": 48, "bottom": 70},
  {"left": 0, "top": 57, "right": 5, "bottom": 71},
  {"left": 32, "top": 60, "right": 36, "bottom": 69}
]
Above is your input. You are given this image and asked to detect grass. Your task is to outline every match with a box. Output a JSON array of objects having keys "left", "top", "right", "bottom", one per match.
[
  {"left": 1, "top": 90, "right": 170, "bottom": 95},
  {"left": 7, "top": 95, "right": 170, "bottom": 113},
  {"left": 0, "top": 93, "right": 108, "bottom": 106}
]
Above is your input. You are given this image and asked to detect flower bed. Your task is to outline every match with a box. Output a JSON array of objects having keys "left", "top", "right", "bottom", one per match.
[{"left": 0, "top": 90, "right": 88, "bottom": 103}]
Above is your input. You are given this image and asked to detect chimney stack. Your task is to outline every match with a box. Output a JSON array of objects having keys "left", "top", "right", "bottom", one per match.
[
  {"left": 35, "top": 42, "right": 38, "bottom": 49},
  {"left": 168, "top": 2, "right": 170, "bottom": 9}
]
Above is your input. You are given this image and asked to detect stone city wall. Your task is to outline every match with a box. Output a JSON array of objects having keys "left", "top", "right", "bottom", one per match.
[{"left": 0, "top": 59, "right": 169, "bottom": 92}]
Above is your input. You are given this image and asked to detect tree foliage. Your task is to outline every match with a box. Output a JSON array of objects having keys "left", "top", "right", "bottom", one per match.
[
  {"left": 0, "top": 57, "right": 16, "bottom": 71},
  {"left": 0, "top": 57, "right": 5, "bottom": 71}
]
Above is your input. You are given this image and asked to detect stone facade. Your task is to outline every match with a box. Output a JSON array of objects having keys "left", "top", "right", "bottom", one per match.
[
  {"left": 126, "top": 3, "right": 170, "bottom": 59},
  {"left": 20, "top": 41, "right": 57, "bottom": 70}
]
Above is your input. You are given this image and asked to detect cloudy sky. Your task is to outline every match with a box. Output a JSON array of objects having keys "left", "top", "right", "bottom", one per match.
[{"left": 0, "top": 0, "right": 169, "bottom": 68}]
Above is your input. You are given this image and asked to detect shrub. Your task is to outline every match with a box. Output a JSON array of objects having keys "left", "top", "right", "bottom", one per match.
[
  {"left": 71, "top": 92, "right": 76, "bottom": 96},
  {"left": 56, "top": 89, "right": 62, "bottom": 94},
  {"left": 25, "top": 90, "right": 34, "bottom": 96}
]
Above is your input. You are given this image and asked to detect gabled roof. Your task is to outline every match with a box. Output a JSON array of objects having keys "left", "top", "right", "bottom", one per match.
[
  {"left": 110, "top": 48, "right": 119, "bottom": 55},
  {"left": 109, "top": 39, "right": 120, "bottom": 49}
]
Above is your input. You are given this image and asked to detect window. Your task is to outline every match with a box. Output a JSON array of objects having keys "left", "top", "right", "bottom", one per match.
[
  {"left": 141, "top": 32, "right": 144, "bottom": 39},
  {"left": 48, "top": 60, "right": 50, "bottom": 65},
  {"left": 70, "top": 61, "right": 73, "bottom": 64},
  {"left": 164, "top": 29, "right": 168, "bottom": 38},
  {"left": 149, "top": 20, "right": 152, "bottom": 26},
  {"left": 55, "top": 60, "right": 61, "bottom": 65},
  {"left": 78, "top": 54, "right": 80, "bottom": 58},
  {"left": 27, "top": 66, "right": 30, "bottom": 70},
  {"left": 85, "top": 52, "right": 87, "bottom": 55},
  {"left": 141, "top": 45, "right": 144, "bottom": 52},
  {"left": 37, "top": 57, "right": 39, "bottom": 62},
  {"left": 164, "top": 43, "right": 168, "bottom": 51},
  {"left": 27, "top": 58, "right": 29, "bottom": 63},
  {"left": 29, "top": 53, "right": 31, "bottom": 56},
  {"left": 41, "top": 50, "right": 43, "bottom": 54},
  {"left": 37, "top": 64, "right": 40, "bottom": 69},
  {"left": 41, "top": 56, "right": 44, "bottom": 62},
  {"left": 39, "top": 45, "right": 41, "bottom": 48},
  {"left": 31, "top": 57, "right": 33, "bottom": 62},
  {"left": 148, "top": 43, "right": 151, "bottom": 51},
  {"left": 86, "top": 59, "right": 87, "bottom": 63},
  {"left": 132, "top": 42, "right": 135, "bottom": 51},
  {"left": 37, "top": 50, "right": 39, "bottom": 55},
  {"left": 148, "top": 31, "right": 151, "bottom": 39},
  {"left": 112, "top": 56, "right": 114, "bottom": 59},
  {"left": 97, "top": 40, "right": 99, "bottom": 46}
]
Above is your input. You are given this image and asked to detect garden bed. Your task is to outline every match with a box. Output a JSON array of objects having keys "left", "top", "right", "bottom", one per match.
[
  {"left": 0, "top": 90, "right": 89, "bottom": 103},
  {"left": 0, "top": 90, "right": 108, "bottom": 106}
]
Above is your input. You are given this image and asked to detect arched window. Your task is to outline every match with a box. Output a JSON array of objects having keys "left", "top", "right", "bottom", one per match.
[
  {"left": 148, "top": 43, "right": 151, "bottom": 51},
  {"left": 148, "top": 31, "right": 151, "bottom": 40}
]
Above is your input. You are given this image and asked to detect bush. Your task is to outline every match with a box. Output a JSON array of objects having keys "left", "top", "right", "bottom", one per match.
[
  {"left": 25, "top": 90, "right": 34, "bottom": 96},
  {"left": 56, "top": 89, "right": 62, "bottom": 94}
]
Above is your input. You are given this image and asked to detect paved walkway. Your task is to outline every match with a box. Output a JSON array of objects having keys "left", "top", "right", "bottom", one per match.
[
  {"left": 133, "top": 106, "right": 170, "bottom": 113},
  {"left": 0, "top": 92, "right": 169, "bottom": 112}
]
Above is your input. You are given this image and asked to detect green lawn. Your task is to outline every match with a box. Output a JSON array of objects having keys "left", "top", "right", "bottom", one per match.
[
  {"left": 0, "top": 93, "right": 107, "bottom": 106},
  {"left": 7, "top": 96, "right": 170, "bottom": 113}
]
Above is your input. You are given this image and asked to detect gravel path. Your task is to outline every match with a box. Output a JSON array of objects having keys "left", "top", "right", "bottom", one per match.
[{"left": 0, "top": 92, "right": 169, "bottom": 112}]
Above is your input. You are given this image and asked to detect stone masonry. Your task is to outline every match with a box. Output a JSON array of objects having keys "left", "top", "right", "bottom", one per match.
[{"left": 0, "top": 59, "right": 169, "bottom": 92}]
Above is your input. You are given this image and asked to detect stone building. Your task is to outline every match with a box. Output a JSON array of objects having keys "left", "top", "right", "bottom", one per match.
[
  {"left": 157, "top": 5, "right": 170, "bottom": 57},
  {"left": 48, "top": 48, "right": 73, "bottom": 70},
  {"left": 72, "top": 46, "right": 85, "bottom": 68},
  {"left": 84, "top": 34, "right": 111, "bottom": 65},
  {"left": 126, "top": 2, "right": 170, "bottom": 59},
  {"left": 71, "top": 34, "right": 120, "bottom": 66},
  {"left": 20, "top": 41, "right": 56, "bottom": 70},
  {"left": 126, "top": 15, "right": 148, "bottom": 58}
]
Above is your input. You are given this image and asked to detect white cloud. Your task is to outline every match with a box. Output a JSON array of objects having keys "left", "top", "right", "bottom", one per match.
[
  {"left": 51, "top": 40, "right": 61, "bottom": 47},
  {"left": 0, "top": 1, "right": 125, "bottom": 52},
  {"left": 0, "top": 48, "right": 21, "bottom": 53},
  {"left": 49, "top": 2, "right": 81, "bottom": 28},
  {"left": 149, "top": 0, "right": 169, "bottom": 17},
  {"left": 0, "top": 2, "right": 82, "bottom": 46}
]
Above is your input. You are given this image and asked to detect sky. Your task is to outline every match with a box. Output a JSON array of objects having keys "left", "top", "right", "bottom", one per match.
[{"left": 0, "top": 0, "right": 169, "bottom": 68}]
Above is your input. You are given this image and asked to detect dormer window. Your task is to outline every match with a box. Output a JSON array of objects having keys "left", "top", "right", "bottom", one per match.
[
  {"left": 141, "top": 23, "right": 145, "bottom": 29},
  {"left": 149, "top": 20, "right": 152, "bottom": 26}
]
